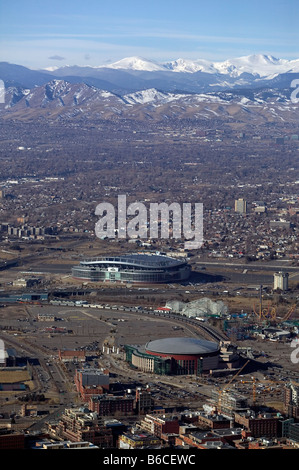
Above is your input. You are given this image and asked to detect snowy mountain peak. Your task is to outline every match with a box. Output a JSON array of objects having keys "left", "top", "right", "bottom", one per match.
[
  {"left": 165, "top": 58, "right": 215, "bottom": 74},
  {"left": 241, "top": 54, "right": 279, "bottom": 64},
  {"left": 96, "top": 54, "right": 299, "bottom": 78},
  {"left": 39, "top": 54, "right": 299, "bottom": 79},
  {"left": 123, "top": 88, "right": 174, "bottom": 105},
  {"left": 213, "top": 54, "right": 299, "bottom": 77},
  {"left": 105, "top": 56, "right": 166, "bottom": 72}
]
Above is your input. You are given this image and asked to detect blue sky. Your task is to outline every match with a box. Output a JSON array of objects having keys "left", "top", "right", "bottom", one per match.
[{"left": 0, "top": 0, "right": 298, "bottom": 68}]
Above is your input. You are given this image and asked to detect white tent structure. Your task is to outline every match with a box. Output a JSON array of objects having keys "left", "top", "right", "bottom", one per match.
[{"left": 166, "top": 297, "right": 228, "bottom": 318}]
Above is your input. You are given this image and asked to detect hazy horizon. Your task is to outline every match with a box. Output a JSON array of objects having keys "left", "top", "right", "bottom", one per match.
[{"left": 0, "top": 0, "right": 298, "bottom": 69}]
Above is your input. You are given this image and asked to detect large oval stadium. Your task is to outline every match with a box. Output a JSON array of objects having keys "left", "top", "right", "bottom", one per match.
[
  {"left": 72, "top": 253, "right": 191, "bottom": 284},
  {"left": 125, "top": 337, "right": 220, "bottom": 375}
]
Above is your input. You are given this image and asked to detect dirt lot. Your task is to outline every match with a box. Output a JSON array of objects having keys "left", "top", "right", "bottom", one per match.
[
  {"left": 238, "top": 337, "right": 299, "bottom": 374},
  {"left": 0, "top": 369, "right": 31, "bottom": 384}
]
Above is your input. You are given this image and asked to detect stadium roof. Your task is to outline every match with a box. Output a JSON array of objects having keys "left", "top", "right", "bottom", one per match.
[
  {"left": 80, "top": 253, "right": 185, "bottom": 268},
  {"left": 145, "top": 337, "right": 219, "bottom": 356}
]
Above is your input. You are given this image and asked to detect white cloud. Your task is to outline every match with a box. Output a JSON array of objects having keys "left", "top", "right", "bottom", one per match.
[{"left": 48, "top": 55, "right": 66, "bottom": 61}]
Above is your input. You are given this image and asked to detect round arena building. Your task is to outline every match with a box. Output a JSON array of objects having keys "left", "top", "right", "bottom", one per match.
[
  {"left": 72, "top": 253, "right": 191, "bottom": 284},
  {"left": 125, "top": 337, "right": 220, "bottom": 375}
]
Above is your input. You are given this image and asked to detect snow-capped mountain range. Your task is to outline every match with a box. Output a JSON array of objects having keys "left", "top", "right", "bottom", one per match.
[
  {"left": 1, "top": 54, "right": 299, "bottom": 96},
  {"left": 79, "top": 54, "right": 299, "bottom": 77},
  {"left": 0, "top": 54, "right": 298, "bottom": 124}
]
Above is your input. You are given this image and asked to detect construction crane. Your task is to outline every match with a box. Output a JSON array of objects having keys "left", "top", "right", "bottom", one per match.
[{"left": 218, "top": 359, "right": 250, "bottom": 413}]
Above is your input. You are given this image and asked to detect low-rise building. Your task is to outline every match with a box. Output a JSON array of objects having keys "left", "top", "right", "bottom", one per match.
[
  {"left": 139, "top": 414, "right": 180, "bottom": 438},
  {"left": 33, "top": 440, "right": 99, "bottom": 449},
  {"left": 175, "top": 431, "right": 224, "bottom": 448},
  {"left": 54, "top": 408, "right": 113, "bottom": 448},
  {"left": 75, "top": 367, "right": 109, "bottom": 401},
  {"left": 118, "top": 430, "right": 161, "bottom": 449},
  {"left": 0, "top": 430, "right": 25, "bottom": 449},
  {"left": 89, "top": 394, "right": 135, "bottom": 416},
  {"left": 38, "top": 313, "right": 56, "bottom": 322},
  {"left": 197, "top": 412, "right": 231, "bottom": 429},
  {"left": 234, "top": 411, "right": 280, "bottom": 438},
  {"left": 59, "top": 350, "right": 86, "bottom": 362}
]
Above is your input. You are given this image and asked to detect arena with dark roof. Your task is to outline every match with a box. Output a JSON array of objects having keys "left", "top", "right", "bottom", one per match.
[{"left": 125, "top": 337, "right": 220, "bottom": 375}]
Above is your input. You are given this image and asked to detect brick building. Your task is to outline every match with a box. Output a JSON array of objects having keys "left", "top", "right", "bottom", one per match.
[
  {"left": 234, "top": 411, "right": 280, "bottom": 438},
  {"left": 139, "top": 414, "right": 180, "bottom": 438},
  {"left": 197, "top": 412, "right": 231, "bottom": 430},
  {"left": 0, "top": 430, "right": 25, "bottom": 449},
  {"left": 59, "top": 349, "right": 86, "bottom": 363},
  {"left": 89, "top": 394, "right": 135, "bottom": 416},
  {"left": 54, "top": 408, "right": 113, "bottom": 448},
  {"left": 175, "top": 428, "right": 243, "bottom": 448},
  {"left": 75, "top": 368, "right": 109, "bottom": 401},
  {"left": 135, "top": 387, "right": 154, "bottom": 414}
]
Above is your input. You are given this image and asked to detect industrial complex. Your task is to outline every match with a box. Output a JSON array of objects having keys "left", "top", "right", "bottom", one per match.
[{"left": 71, "top": 253, "right": 191, "bottom": 283}]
